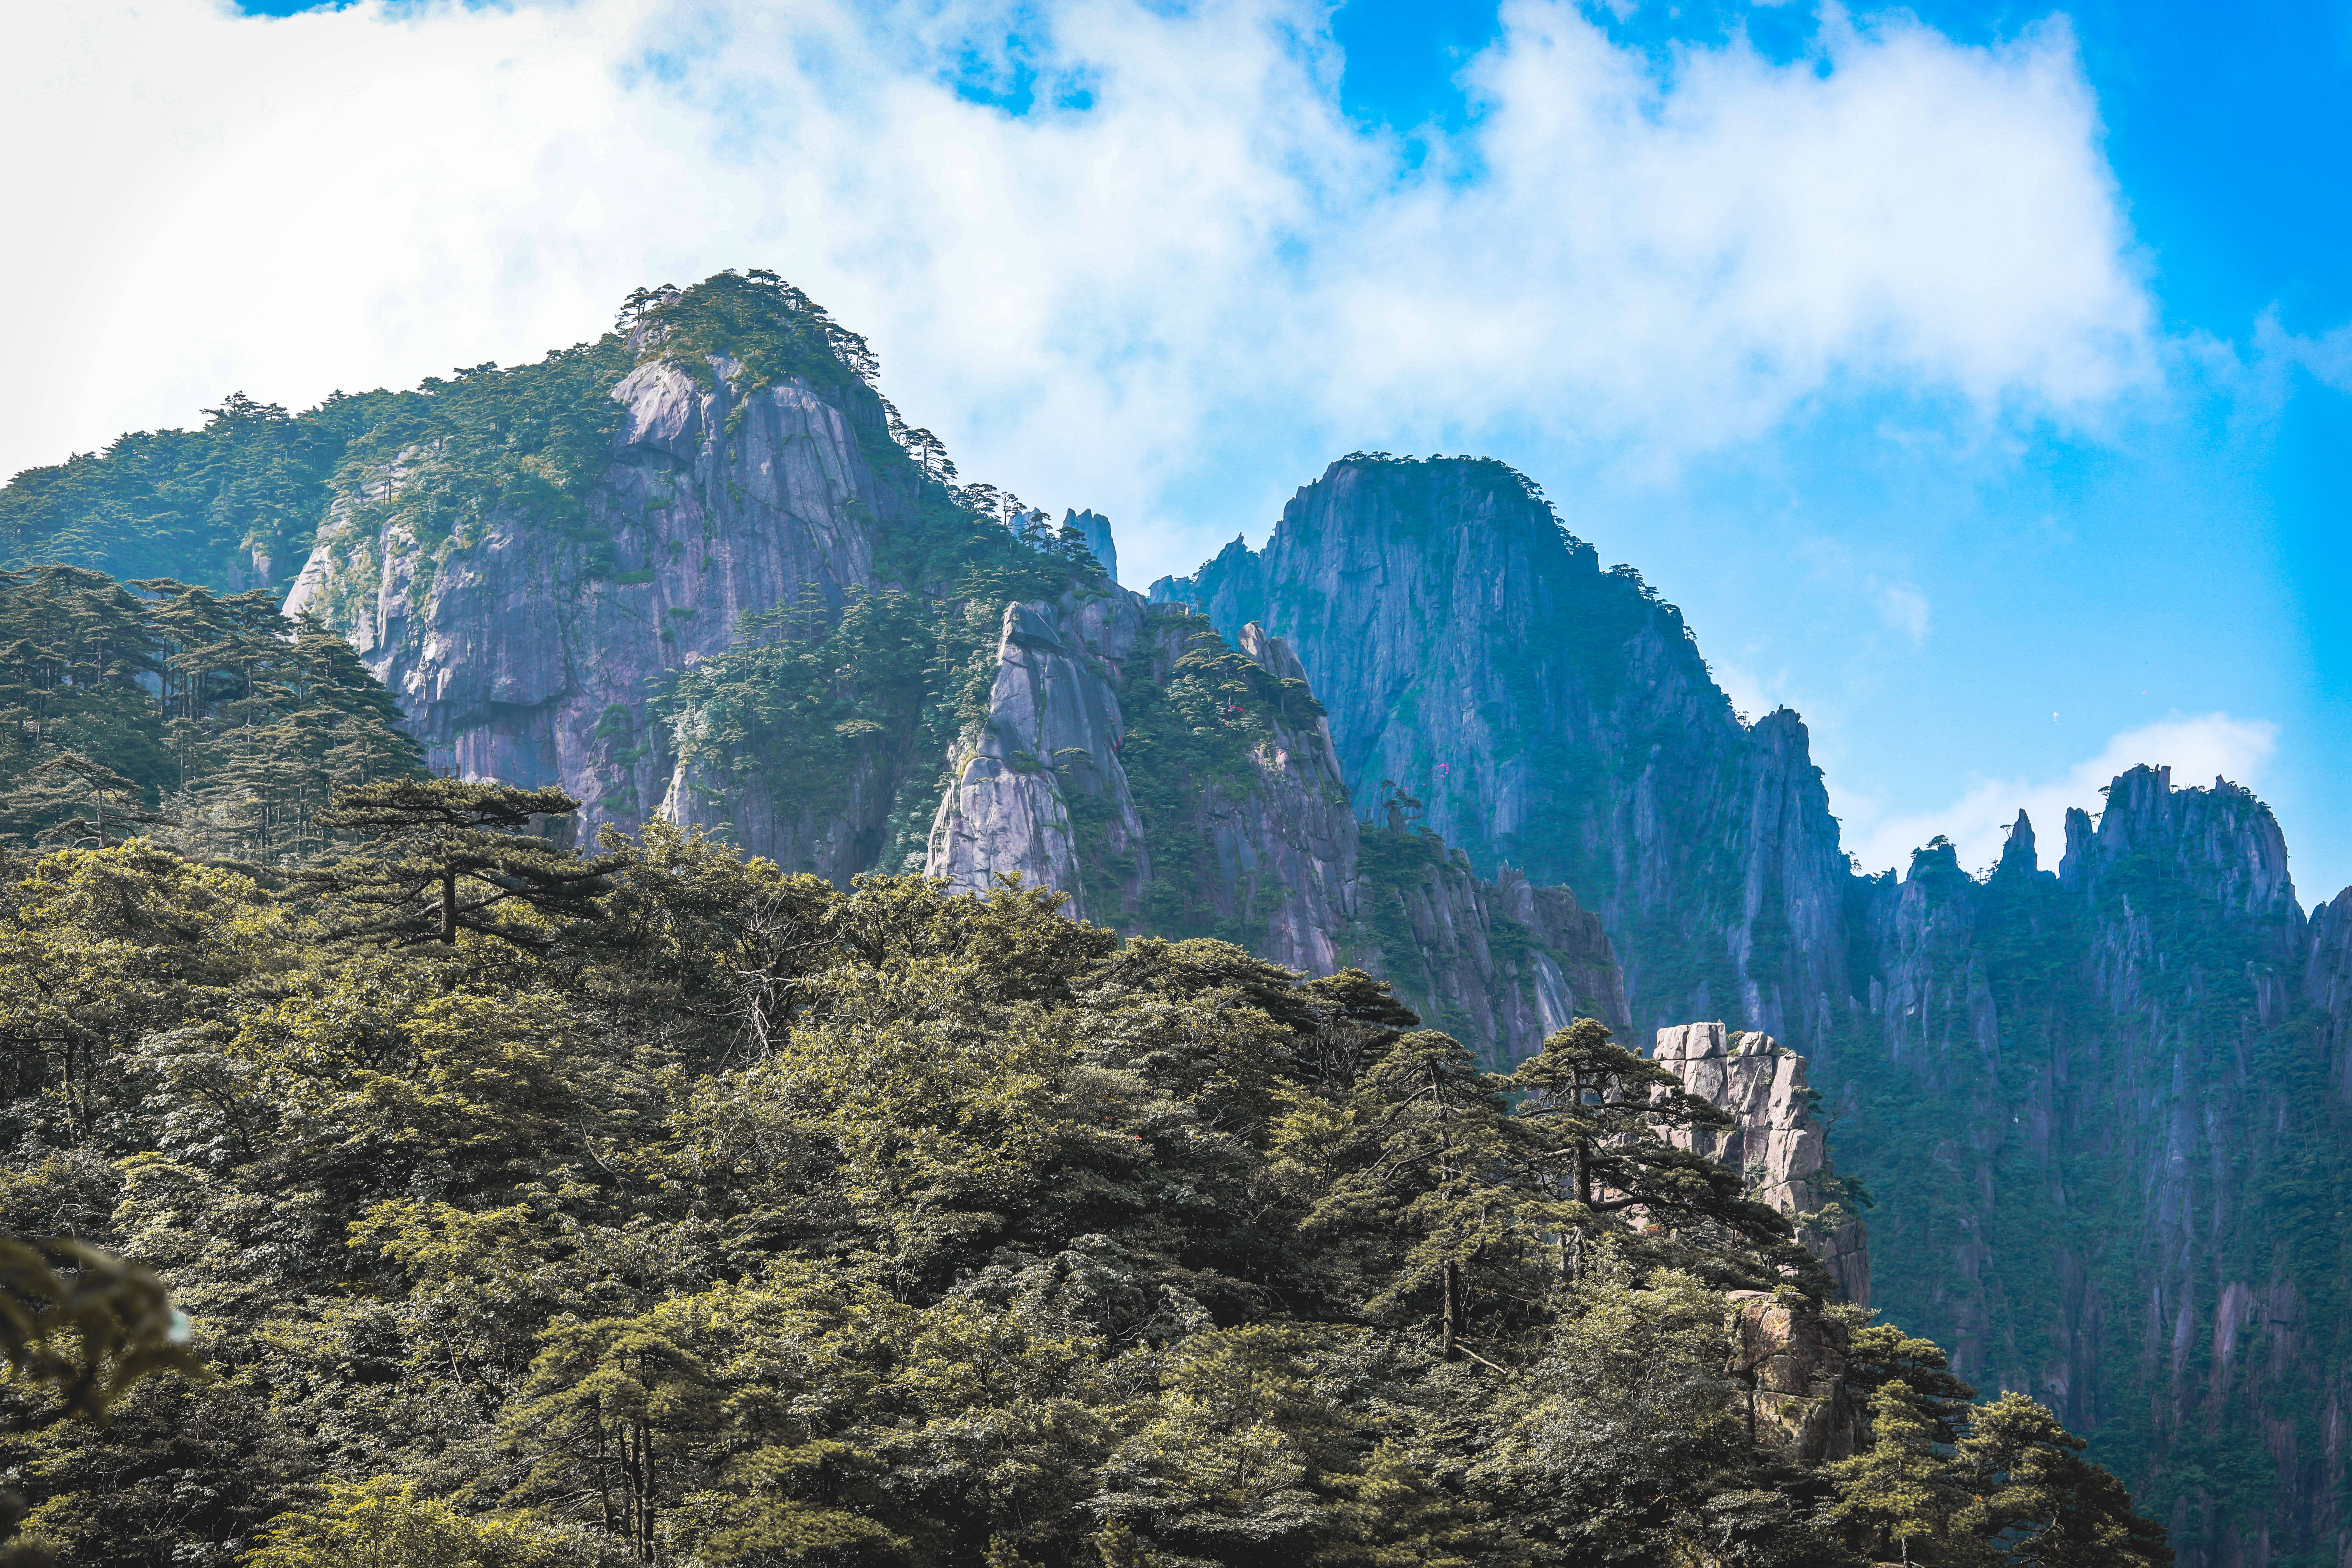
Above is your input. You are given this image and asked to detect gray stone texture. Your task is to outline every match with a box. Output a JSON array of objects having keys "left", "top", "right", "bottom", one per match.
[
  {"left": 924, "top": 592, "right": 1629, "bottom": 1060},
  {"left": 1651, "top": 1022, "right": 1870, "bottom": 1307}
]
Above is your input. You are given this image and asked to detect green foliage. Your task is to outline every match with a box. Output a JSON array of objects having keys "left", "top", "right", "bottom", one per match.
[
  {"left": 241, "top": 1477, "right": 583, "bottom": 1567},
  {"left": 0, "top": 392, "right": 392, "bottom": 595},
  {"left": 0, "top": 1236, "right": 205, "bottom": 1565},
  {"left": 660, "top": 589, "right": 934, "bottom": 832},
  {"left": 304, "top": 778, "right": 618, "bottom": 950},
  {"left": 304, "top": 344, "right": 636, "bottom": 620},
  {"left": 623, "top": 269, "right": 878, "bottom": 407},
  {"left": 0, "top": 565, "right": 421, "bottom": 862},
  {"left": 0, "top": 826, "right": 2162, "bottom": 1566},
  {"left": 1825, "top": 1364, "right": 2171, "bottom": 1568},
  {"left": 1091, "top": 613, "right": 1320, "bottom": 944},
  {"left": 1469, "top": 1252, "right": 1756, "bottom": 1564}
]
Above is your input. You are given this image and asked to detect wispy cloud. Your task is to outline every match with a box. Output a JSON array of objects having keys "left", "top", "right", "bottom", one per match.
[
  {"left": 1843, "top": 712, "right": 2281, "bottom": 877},
  {"left": 1, "top": 0, "right": 2153, "bottom": 582},
  {"left": 1874, "top": 581, "right": 1932, "bottom": 645}
]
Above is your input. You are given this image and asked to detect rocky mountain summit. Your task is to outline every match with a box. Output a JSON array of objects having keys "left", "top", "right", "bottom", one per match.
[
  {"left": 280, "top": 282, "right": 1624, "bottom": 1065},
  {"left": 1152, "top": 456, "right": 1851, "bottom": 1052}
]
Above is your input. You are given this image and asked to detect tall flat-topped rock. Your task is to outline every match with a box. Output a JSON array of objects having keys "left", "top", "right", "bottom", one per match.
[{"left": 1652, "top": 1021, "right": 1870, "bottom": 1307}]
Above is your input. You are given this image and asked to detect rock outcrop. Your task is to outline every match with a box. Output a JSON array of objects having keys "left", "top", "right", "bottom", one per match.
[
  {"left": 924, "top": 590, "right": 1630, "bottom": 1060},
  {"left": 1652, "top": 1023, "right": 1870, "bottom": 1307},
  {"left": 1724, "top": 1291, "right": 1860, "bottom": 1466},
  {"left": 925, "top": 593, "right": 1157, "bottom": 929},
  {"left": 287, "top": 348, "right": 920, "bottom": 868},
  {"left": 1065, "top": 508, "right": 1118, "bottom": 585}
]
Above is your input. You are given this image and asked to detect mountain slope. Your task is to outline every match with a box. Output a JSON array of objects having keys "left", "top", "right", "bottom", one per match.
[
  {"left": 1157, "top": 457, "right": 2351, "bottom": 1567},
  {"left": 919, "top": 590, "right": 1629, "bottom": 1049},
  {"left": 265, "top": 277, "right": 1625, "bottom": 1064},
  {"left": 1153, "top": 454, "right": 1852, "bottom": 1051}
]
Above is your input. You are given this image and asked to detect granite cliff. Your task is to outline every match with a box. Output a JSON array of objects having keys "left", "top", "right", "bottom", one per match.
[
  {"left": 282, "top": 279, "right": 1625, "bottom": 1067},
  {"left": 1836, "top": 772, "right": 2348, "bottom": 1567},
  {"left": 1152, "top": 455, "right": 1851, "bottom": 1050},
  {"left": 920, "top": 589, "right": 1629, "bottom": 1053},
  {"left": 283, "top": 280, "right": 961, "bottom": 872},
  {"left": 1157, "top": 455, "right": 2350, "bottom": 1566}
]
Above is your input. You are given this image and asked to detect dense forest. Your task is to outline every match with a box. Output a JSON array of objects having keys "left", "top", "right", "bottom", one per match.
[
  {"left": 0, "top": 565, "right": 418, "bottom": 864},
  {"left": 0, "top": 777, "right": 2165, "bottom": 1565}
]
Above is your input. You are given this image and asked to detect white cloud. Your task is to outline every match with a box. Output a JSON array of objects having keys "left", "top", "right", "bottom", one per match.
[
  {"left": 1843, "top": 712, "right": 2280, "bottom": 877},
  {"left": 0, "top": 0, "right": 2152, "bottom": 584},
  {"left": 1874, "top": 581, "right": 1932, "bottom": 645}
]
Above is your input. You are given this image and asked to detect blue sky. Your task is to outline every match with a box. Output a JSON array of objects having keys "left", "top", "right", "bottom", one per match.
[
  {"left": 6, "top": 0, "right": 2347, "bottom": 895},
  {"left": 1318, "top": 0, "right": 2350, "bottom": 887}
]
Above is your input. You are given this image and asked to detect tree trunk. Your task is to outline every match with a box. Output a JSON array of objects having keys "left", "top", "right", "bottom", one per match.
[
  {"left": 441, "top": 865, "right": 457, "bottom": 945},
  {"left": 594, "top": 1398, "right": 615, "bottom": 1535},
  {"left": 638, "top": 1417, "right": 656, "bottom": 1562},
  {"left": 1441, "top": 1259, "right": 1461, "bottom": 1360}
]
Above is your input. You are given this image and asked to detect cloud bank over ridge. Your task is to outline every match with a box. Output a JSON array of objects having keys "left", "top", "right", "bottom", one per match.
[{"left": 5, "top": 0, "right": 2151, "bottom": 581}]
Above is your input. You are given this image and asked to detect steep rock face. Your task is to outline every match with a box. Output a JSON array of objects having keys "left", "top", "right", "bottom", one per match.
[
  {"left": 1152, "top": 455, "right": 1850, "bottom": 1050},
  {"left": 1158, "top": 459, "right": 2348, "bottom": 1561},
  {"left": 1342, "top": 850, "right": 1629, "bottom": 1063},
  {"left": 1724, "top": 1292, "right": 1860, "bottom": 1466},
  {"left": 2303, "top": 886, "right": 2352, "bottom": 1106},
  {"left": 925, "top": 594, "right": 1152, "bottom": 926},
  {"left": 1065, "top": 509, "right": 1118, "bottom": 585},
  {"left": 924, "top": 590, "right": 1630, "bottom": 1059},
  {"left": 1652, "top": 1022, "right": 1870, "bottom": 1307},
  {"left": 1839, "top": 774, "right": 2347, "bottom": 1567},
  {"left": 288, "top": 354, "right": 914, "bottom": 864}
]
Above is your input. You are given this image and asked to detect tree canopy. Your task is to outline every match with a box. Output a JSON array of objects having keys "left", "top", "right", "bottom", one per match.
[
  {"left": 0, "top": 565, "right": 422, "bottom": 866},
  {"left": 0, "top": 803, "right": 2164, "bottom": 1567}
]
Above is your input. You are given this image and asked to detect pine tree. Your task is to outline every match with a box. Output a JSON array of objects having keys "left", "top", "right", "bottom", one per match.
[
  {"left": 1827, "top": 1381, "right": 1982, "bottom": 1566},
  {"left": 1507, "top": 1018, "right": 1810, "bottom": 1284},
  {"left": 303, "top": 779, "right": 618, "bottom": 949},
  {"left": 1293, "top": 1027, "right": 1534, "bottom": 1360},
  {"left": 1954, "top": 1393, "right": 2172, "bottom": 1568},
  {"left": 0, "top": 751, "right": 161, "bottom": 847}
]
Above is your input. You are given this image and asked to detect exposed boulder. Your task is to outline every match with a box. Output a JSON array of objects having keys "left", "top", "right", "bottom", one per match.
[
  {"left": 1652, "top": 1021, "right": 1870, "bottom": 1307},
  {"left": 1724, "top": 1290, "right": 1860, "bottom": 1466}
]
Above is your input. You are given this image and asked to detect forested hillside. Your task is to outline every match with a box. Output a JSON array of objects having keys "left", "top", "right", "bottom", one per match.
[
  {"left": 0, "top": 565, "right": 418, "bottom": 860},
  {"left": 0, "top": 789, "right": 2165, "bottom": 1566}
]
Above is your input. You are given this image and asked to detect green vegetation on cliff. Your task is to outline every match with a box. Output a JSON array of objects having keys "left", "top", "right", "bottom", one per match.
[
  {"left": 1089, "top": 611, "right": 1325, "bottom": 945},
  {"left": 0, "top": 564, "right": 420, "bottom": 862},
  {"left": 0, "top": 782, "right": 2163, "bottom": 1567},
  {"left": 1829, "top": 820, "right": 2349, "bottom": 1557}
]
